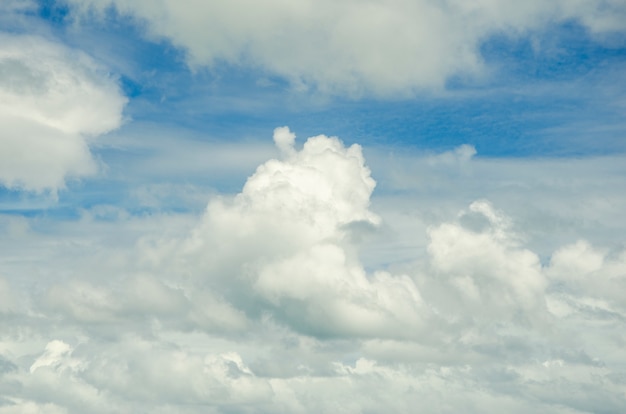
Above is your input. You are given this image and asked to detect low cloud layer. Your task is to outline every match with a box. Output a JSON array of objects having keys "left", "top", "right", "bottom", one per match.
[
  {"left": 0, "top": 33, "right": 126, "bottom": 192},
  {"left": 1, "top": 128, "right": 625, "bottom": 413},
  {"left": 65, "top": 0, "right": 626, "bottom": 95}
]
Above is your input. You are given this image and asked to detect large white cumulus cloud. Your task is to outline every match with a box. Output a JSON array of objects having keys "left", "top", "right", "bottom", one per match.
[
  {"left": 65, "top": 0, "right": 626, "bottom": 95},
  {"left": 179, "top": 127, "right": 424, "bottom": 338},
  {"left": 0, "top": 33, "right": 126, "bottom": 192},
  {"left": 1, "top": 129, "right": 626, "bottom": 412}
]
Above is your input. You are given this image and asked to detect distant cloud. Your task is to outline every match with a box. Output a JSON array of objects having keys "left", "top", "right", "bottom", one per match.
[
  {"left": 65, "top": 0, "right": 626, "bottom": 96},
  {"left": 0, "top": 33, "right": 126, "bottom": 193}
]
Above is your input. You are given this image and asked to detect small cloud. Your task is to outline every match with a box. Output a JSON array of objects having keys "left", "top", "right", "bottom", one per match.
[
  {"left": 273, "top": 126, "right": 296, "bottom": 157},
  {"left": 0, "top": 33, "right": 126, "bottom": 193},
  {"left": 428, "top": 144, "right": 477, "bottom": 167}
]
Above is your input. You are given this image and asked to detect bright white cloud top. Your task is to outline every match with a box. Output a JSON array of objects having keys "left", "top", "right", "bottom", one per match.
[{"left": 1, "top": 1, "right": 626, "bottom": 413}]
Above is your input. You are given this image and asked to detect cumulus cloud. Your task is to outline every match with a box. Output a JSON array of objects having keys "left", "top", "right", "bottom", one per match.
[
  {"left": 1, "top": 128, "right": 625, "bottom": 412},
  {"left": 547, "top": 240, "right": 626, "bottom": 316},
  {"left": 176, "top": 127, "right": 425, "bottom": 338},
  {"left": 65, "top": 0, "right": 626, "bottom": 95},
  {"left": 427, "top": 200, "right": 547, "bottom": 317},
  {"left": 0, "top": 33, "right": 126, "bottom": 192}
]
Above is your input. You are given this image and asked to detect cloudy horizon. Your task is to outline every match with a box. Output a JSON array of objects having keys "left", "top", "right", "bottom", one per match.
[{"left": 1, "top": 1, "right": 626, "bottom": 413}]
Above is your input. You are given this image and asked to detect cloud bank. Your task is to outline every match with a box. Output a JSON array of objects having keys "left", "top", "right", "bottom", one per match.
[
  {"left": 1, "top": 128, "right": 625, "bottom": 413},
  {"left": 0, "top": 33, "right": 126, "bottom": 192},
  {"left": 65, "top": 0, "right": 626, "bottom": 96}
]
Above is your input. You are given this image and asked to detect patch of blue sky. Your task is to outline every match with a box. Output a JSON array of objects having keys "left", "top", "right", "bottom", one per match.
[
  {"left": 319, "top": 25, "right": 623, "bottom": 156},
  {"left": 4, "top": 1, "right": 625, "bottom": 220},
  {"left": 35, "top": 0, "right": 70, "bottom": 26},
  {"left": 480, "top": 21, "right": 626, "bottom": 82},
  {"left": 116, "top": 81, "right": 624, "bottom": 158},
  {"left": 0, "top": 189, "right": 53, "bottom": 217},
  {"left": 112, "top": 35, "right": 624, "bottom": 158},
  {"left": 473, "top": 22, "right": 626, "bottom": 156},
  {"left": 24, "top": 1, "right": 624, "bottom": 159},
  {"left": 0, "top": 179, "right": 203, "bottom": 221},
  {"left": 284, "top": 24, "right": 626, "bottom": 156}
]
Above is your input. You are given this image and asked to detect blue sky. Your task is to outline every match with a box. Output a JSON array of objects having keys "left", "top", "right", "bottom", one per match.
[
  {"left": 21, "top": 1, "right": 626, "bottom": 153},
  {"left": 1, "top": 1, "right": 626, "bottom": 413},
  {"left": 64, "top": 8, "right": 626, "bottom": 156},
  {"left": 2, "top": 0, "right": 625, "bottom": 214}
]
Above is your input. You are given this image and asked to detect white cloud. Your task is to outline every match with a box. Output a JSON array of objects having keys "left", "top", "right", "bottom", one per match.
[
  {"left": 175, "top": 128, "right": 428, "bottom": 338},
  {"left": 364, "top": 147, "right": 626, "bottom": 271},
  {"left": 65, "top": 0, "right": 626, "bottom": 96},
  {"left": 29, "top": 341, "right": 82, "bottom": 374},
  {"left": 547, "top": 240, "right": 626, "bottom": 310},
  {"left": 427, "top": 200, "right": 546, "bottom": 314},
  {"left": 1, "top": 128, "right": 626, "bottom": 412},
  {"left": 0, "top": 33, "right": 126, "bottom": 192}
]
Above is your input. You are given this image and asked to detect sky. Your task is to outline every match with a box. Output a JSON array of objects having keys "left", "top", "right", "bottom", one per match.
[{"left": 1, "top": 0, "right": 626, "bottom": 412}]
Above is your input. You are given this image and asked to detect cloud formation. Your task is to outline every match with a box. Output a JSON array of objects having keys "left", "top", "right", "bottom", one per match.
[
  {"left": 1, "top": 128, "right": 625, "bottom": 412},
  {"left": 65, "top": 0, "right": 626, "bottom": 95},
  {"left": 178, "top": 128, "right": 424, "bottom": 338},
  {"left": 0, "top": 33, "right": 126, "bottom": 192}
]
